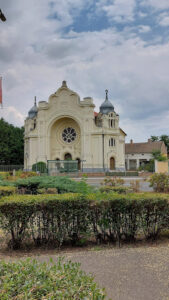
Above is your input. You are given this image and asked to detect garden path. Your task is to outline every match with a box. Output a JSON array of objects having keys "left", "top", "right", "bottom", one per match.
[{"left": 1, "top": 242, "right": 168, "bottom": 300}]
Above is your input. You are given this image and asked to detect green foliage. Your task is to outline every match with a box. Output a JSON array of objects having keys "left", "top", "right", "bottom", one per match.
[
  {"left": 150, "top": 134, "right": 169, "bottom": 154},
  {"left": 149, "top": 173, "right": 169, "bottom": 193},
  {"left": 0, "top": 186, "right": 17, "bottom": 197},
  {"left": 0, "top": 258, "right": 106, "bottom": 299},
  {"left": 32, "top": 161, "right": 47, "bottom": 173},
  {"left": 139, "top": 159, "right": 154, "bottom": 172},
  {"left": 101, "top": 176, "right": 124, "bottom": 186},
  {"left": 15, "top": 175, "right": 93, "bottom": 195},
  {"left": 152, "top": 150, "right": 167, "bottom": 161},
  {"left": 99, "top": 186, "right": 131, "bottom": 194},
  {"left": 150, "top": 136, "right": 159, "bottom": 142},
  {"left": 0, "top": 118, "right": 24, "bottom": 164},
  {"left": 0, "top": 193, "right": 168, "bottom": 249}
]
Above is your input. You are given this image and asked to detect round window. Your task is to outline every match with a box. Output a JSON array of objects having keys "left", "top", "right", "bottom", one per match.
[{"left": 62, "top": 127, "right": 76, "bottom": 143}]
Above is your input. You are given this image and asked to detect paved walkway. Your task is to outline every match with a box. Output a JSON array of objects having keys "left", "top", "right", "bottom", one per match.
[
  {"left": 3, "top": 243, "right": 167, "bottom": 300},
  {"left": 74, "top": 176, "right": 153, "bottom": 192}
]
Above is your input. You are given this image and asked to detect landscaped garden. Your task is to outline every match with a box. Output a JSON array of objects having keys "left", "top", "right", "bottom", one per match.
[
  {"left": 0, "top": 171, "right": 168, "bottom": 299},
  {"left": 0, "top": 171, "right": 168, "bottom": 250}
]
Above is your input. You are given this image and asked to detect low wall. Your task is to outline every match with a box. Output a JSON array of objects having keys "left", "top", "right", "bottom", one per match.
[{"left": 155, "top": 160, "right": 169, "bottom": 173}]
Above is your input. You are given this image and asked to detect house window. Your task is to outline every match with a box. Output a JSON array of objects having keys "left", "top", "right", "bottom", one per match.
[{"left": 109, "top": 138, "right": 115, "bottom": 147}]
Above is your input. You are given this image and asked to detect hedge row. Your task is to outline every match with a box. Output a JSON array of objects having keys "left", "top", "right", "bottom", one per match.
[
  {"left": 0, "top": 258, "right": 106, "bottom": 299},
  {"left": 0, "top": 186, "right": 17, "bottom": 197},
  {"left": 0, "top": 193, "right": 168, "bottom": 249}
]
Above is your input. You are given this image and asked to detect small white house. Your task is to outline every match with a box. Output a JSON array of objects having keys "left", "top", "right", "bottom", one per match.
[{"left": 125, "top": 139, "right": 167, "bottom": 170}]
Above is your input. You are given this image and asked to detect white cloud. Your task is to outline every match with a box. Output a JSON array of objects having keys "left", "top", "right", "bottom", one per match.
[
  {"left": 138, "top": 25, "right": 151, "bottom": 33},
  {"left": 122, "top": 110, "right": 169, "bottom": 142},
  {"left": 98, "top": 0, "right": 136, "bottom": 22},
  {"left": 0, "top": 106, "right": 25, "bottom": 127},
  {"left": 141, "top": 0, "right": 169, "bottom": 10},
  {"left": 158, "top": 12, "right": 169, "bottom": 26},
  {"left": 0, "top": 0, "right": 168, "bottom": 142}
]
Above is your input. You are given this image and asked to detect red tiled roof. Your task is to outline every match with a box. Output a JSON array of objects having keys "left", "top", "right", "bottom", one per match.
[{"left": 125, "top": 141, "right": 166, "bottom": 154}]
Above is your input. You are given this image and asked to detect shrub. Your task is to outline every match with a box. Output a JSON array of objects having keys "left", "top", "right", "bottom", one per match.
[
  {"left": 149, "top": 173, "right": 169, "bottom": 192},
  {"left": 0, "top": 186, "right": 16, "bottom": 197},
  {"left": 15, "top": 175, "right": 93, "bottom": 195},
  {"left": 32, "top": 161, "right": 47, "bottom": 173},
  {"left": 101, "top": 176, "right": 124, "bottom": 186},
  {"left": 129, "top": 180, "right": 140, "bottom": 192},
  {"left": 0, "top": 180, "right": 15, "bottom": 187},
  {"left": 0, "top": 193, "right": 168, "bottom": 248},
  {"left": 16, "top": 170, "right": 37, "bottom": 178},
  {"left": 99, "top": 186, "right": 131, "bottom": 194},
  {"left": 0, "top": 258, "right": 106, "bottom": 299},
  {"left": 152, "top": 150, "right": 168, "bottom": 161},
  {"left": 0, "top": 172, "right": 10, "bottom": 180}
]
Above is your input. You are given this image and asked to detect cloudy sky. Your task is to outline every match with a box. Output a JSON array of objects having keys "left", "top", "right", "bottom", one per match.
[{"left": 0, "top": 0, "right": 169, "bottom": 142}]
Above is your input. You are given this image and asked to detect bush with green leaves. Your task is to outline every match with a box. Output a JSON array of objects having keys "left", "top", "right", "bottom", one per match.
[
  {"left": 0, "top": 258, "right": 106, "bottom": 299},
  {"left": 0, "top": 186, "right": 16, "bottom": 197},
  {"left": 149, "top": 173, "right": 169, "bottom": 192},
  {"left": 15, "top": 175, "right": 93, "bottom": 195},
  {"left": 32, "top": 161, "right": 47, "bottom": 173},
  {"left": 99, "top": 186, "right": 131, "bottom": 194},
  {"left": 152, "top": 150, "right": 168, "bottom": 161},
  {"left": 0, "top": 192, "right": 168, "bottom": 249}
]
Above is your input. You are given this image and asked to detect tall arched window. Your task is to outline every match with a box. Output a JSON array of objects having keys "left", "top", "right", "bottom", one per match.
[
  {"left": 109, "top": 138, "right": 116, "bottom": 147},
  {"left": 109, "top": 113, "right": 115, "bottom": 128}
]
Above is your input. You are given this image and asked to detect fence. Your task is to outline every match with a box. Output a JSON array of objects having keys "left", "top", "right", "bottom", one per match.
[
  {"left": 47, "top": 160, "right": 79, "bottom": 176},
  {"left": 0, "top": 165, "right": 24, "bottom": 172}
]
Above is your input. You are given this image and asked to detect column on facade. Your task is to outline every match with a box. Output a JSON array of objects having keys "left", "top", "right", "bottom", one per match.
[{"left": 136, "top": 159, "right": 140, "bottom": 170}]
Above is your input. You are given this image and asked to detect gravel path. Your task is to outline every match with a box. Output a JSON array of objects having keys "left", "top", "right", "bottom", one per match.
[
  {"left": 3, "top": 244, "right": 167, "bottom": 300},
  {"left": 0, "top": 243, "right": 168, "bottom": 299}
]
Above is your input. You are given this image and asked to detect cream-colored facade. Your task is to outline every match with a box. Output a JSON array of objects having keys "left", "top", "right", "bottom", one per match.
[{"left": 24, "top": 81, "right": 126, "bottom": 172}]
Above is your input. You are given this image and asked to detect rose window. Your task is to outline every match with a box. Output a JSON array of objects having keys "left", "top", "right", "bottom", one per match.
[{"left": 62, "top": 127, "right": 76, "bottom": 143}]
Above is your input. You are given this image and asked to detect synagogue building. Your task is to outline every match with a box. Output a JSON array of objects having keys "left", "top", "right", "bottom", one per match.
[{"left": 24, "top": 81, "right": 126, "bottom": 172}]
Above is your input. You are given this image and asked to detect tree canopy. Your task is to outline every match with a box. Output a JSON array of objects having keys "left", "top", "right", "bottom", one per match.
[{"left": 0, "top": 118, "right": 24, "bottom": 164}]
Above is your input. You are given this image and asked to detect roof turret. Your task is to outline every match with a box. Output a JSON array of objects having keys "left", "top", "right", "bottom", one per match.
[
  {"left": 99, "top": 89, "right": 114, "bottom": 114},
  {"left": 28, "top": 96, "right": 38, "bottom": 119}
]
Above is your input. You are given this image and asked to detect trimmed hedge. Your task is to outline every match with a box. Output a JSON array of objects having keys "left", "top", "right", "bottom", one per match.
[
  {"left": 0, "top": 258, "right": 106, "bottom": 299},
  {"left": 0, "top": 186, "right": 17, "bottom": 197},
  {"left": 0, "top": 193, "right": 168, "bottom": 249}
]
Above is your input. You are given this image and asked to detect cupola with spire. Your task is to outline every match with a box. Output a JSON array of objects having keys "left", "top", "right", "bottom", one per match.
[
  {"left": 99, "top": 89, "right": 114, "bottom": 114},
  {"left": 28, "top": 96, "right": 38, "bottom": 119}
]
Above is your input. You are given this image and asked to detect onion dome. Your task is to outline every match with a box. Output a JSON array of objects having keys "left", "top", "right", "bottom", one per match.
[
  {"left": 99, "top": 89, "right": 114, "bottom": 114},
  {"left": 28, "top": 96, "right": 38, "bottom": 119}
]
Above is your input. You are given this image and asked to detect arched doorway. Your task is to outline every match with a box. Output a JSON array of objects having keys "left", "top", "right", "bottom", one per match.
[
  {"left": 76, "top": 158, "right": 81, "bottom": 170},
  {"left": 64, "top": 153, "right": 72, "bottom": 160},
  {"left": 110, "top": 157, "right": 115, "bottom": 170}
]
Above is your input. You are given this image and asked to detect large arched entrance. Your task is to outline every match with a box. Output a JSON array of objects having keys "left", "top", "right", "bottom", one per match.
[
  {"left": 110, "top": 157, "right": 115, "bottom": 170},
  {"left": 64, "top": 153, "right": 72, "bottom": 160},
  {"left": 50, "top": 117, "right": 81, "bottom": 161}
]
